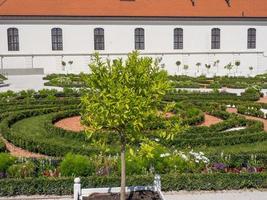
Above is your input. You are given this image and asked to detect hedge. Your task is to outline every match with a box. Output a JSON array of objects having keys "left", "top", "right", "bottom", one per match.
[
  {"left": 0, "top": 106, "right": 105, "bottom": 157},
  {"left": 0, "top": 139, "right": 6, "bottom": 152},
  {"left": 1, "top": 173, "right": 267, "bottom": 196}
]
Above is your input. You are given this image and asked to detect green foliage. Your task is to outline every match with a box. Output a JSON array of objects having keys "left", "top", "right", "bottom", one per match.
[
  {"left": 0, "top": 153, "right": 16, "bottom": 173},
  {"left": 0, "top": 139, "right": 6, "bottom": 152},
  {"left": 241, "top": 86, "right": 262, "bottom": 101},
  {"left": 82, "top": 51, "right": 171, "bottom": 137},
  {"left": 43, "top": 73, "right": 85, "bottom": 88},
  {"left": 60, "top": 153, "right": 95, "bottom": 177},
  {"left": 0, "top": 74, "right": 7, "bottom": 81},
  {"left": 7, "top": 161, "right": 35, "bottom": 178}
]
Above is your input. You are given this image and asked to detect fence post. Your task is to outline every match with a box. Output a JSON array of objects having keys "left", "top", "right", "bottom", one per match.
[
  {"left": 154, "top": 174, "right": 161, "bottom": 191},
  {"left": 74, "top": 177, "right": 81, "bottom": 200}
]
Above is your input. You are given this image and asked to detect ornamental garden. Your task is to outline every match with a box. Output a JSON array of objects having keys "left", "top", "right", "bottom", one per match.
[{"left": 1, "top": 53, "right": 267, "bottom": 197}]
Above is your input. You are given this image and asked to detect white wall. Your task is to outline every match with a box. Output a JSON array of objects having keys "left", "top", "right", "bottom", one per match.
[{"left": 0, "top": 19, "right": 267, "bottom": 76}]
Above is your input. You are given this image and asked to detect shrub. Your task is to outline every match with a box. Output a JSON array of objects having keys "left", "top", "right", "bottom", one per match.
[
  {"left": 0, "top": 139, "right": 6, "bottom": 152},
  {"left": 0, "top": 153, "right": 16, "bottom": 173},
  {"left": 241, "top": 86, "right": 262, "bottom": 101},
  {"left": 60, "top": 153, "right": 95, "bottom": 177},
  {"left": 0, "top": 173, "right": 267, "bottom": 196},
  {"left": 7, "top": 161, "right": 35, "bottom": 178}
]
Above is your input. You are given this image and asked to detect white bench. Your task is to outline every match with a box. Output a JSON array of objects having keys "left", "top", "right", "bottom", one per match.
[{"left": 73, "top": 174, "right": 165, "bottom": 200}]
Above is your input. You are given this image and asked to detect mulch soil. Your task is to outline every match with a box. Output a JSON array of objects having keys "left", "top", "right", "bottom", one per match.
[{"left": 84, "top": 191, "right": 161, "bottom": 200}]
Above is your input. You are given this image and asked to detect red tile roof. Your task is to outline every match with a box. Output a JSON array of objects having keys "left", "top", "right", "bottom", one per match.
[{"left": 0, "top": 0, "right": 266, "bottom": 18}]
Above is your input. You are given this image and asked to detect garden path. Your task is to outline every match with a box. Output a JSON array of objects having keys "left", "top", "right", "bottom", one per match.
[
  {"left": 0, "top": 136, "right": 48, "bottom": 158},
  {"left": 226, "top": 107, "right": 267, "bottom": 131},
  {"left": 257, "top": 96, "right": 267, "bottom": 103},
  {"left": 198, "top": 113, "right": 223, "bottom": 127},
  {"left": 54, "top": 116, "right": 84, "bottom": 132}
]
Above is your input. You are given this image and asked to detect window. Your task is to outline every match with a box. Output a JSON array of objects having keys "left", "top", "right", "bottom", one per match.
[
  {"left": 7, "top": 28, "right": 19, "bottom": 51},
  {"left": 174, "top": 28, "right": 183, "bottom": 49},
  {"left": 248, "top": 28, "right": 256, "bottom": 49},
  {"left": 211, "top": 28, "right": 220, "bottom": 49},
  {"left": 94, "top": 28, "right": 105, "bottom": 50},
  {"left": 135, "top": 28, "right": 145, "bottom": 50},
  {"left": 51, "top": 28, "right": 63, "bottom": 51}
]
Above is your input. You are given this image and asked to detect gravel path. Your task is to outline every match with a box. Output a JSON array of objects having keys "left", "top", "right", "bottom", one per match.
[
  {"left": 164, "top": 190, "right": 267, "bottom": 200},
  {"left": 54, "top": 116, "right": 84, "bottom": 132},
  {"left": 2, "top": 190, "right": 267, "bottom": 200},
  {"left": 0, "top": 136, "right": 48, "bottom": 158},
  {"left": 226, "top": 107, "right": 267, "bottom": 131},
  {"left": 199, "top": 113, "right": 222, "bottom": 127}
]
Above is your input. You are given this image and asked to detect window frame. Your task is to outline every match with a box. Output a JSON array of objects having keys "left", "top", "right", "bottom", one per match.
[
  {"left": 135, "top": 28, "right": 145, "bottom": 50},
  {"left": 211, "top": 28, "right": 221, "bottom": 49},
  {"left": 94, "top": 28, "right": 105, "bottom": 50},
  {"left": 174, "top": 28, "right": 183, "bottom": 50},
  {"left": 51, "top": 28, "right": 63, "bottom": 51},
  {"left": 7, "top": 28, "right": 19, "bottom": 51},
  {"left": 247, "top": 28, "right": 256, "bottom": 49}
]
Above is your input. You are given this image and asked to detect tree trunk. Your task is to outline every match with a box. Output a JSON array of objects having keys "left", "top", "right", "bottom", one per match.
[{"left": 120, "top": 136, "right": 126, "bottom": 200}]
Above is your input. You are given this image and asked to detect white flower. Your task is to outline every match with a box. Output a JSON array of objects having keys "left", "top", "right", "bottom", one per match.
[{"left": 160, "top": 153, "right": 171, "bottom": 158}]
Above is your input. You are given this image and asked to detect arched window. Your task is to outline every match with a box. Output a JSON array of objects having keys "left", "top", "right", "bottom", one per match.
[
  {"left": 248, "top": 28, "right": 256, "bottom": 49},
  {"left": 174, "top": 28, "right": 183, "bottom": 49},
  {"left": 7, "top": 28, "right": 19, "bottom": 51},
  {"left": 211, "top": 28, "right": 220, "bottom": 49},
  {"left": 135, "top": 28, "right": 145, "bottom": 50},
  {"left": 94, "top": 28, "right": 105, "bottom": 50},
  {"left": 51, "top": 28, "right": 63, "bottom": 51}
]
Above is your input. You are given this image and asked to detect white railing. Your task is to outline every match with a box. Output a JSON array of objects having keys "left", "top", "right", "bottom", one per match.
[{"left": 73, "top": 174, "right": 165, "bottom": 200}]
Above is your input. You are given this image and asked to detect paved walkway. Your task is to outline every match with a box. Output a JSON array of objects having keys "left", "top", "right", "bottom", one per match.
[
  {"left": 0, "top": 75, "right": 61, "bottom": 92},
  {"left": 1, "top": 190, "right": 267, "bottom": 200},
  {"left": 164, "top": 190, "right": 267, "bottom": 200}
]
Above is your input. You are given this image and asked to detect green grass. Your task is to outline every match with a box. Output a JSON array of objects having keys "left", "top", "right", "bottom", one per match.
[{"left": 10, "top": 114, "right": 120, "bottom": 156}]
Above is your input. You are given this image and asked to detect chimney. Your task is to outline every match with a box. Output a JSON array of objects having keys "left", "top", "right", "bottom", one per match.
[
  {"left": 191, "top": 0, "right": 196, "bottom": 6},
  {"left": 225, "top": 0, "right": 231, "bottom": 7}
]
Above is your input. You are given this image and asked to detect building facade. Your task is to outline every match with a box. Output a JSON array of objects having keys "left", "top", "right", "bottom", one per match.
[{"left": 0, "top": 0, "right": 267, "bottom": 76}]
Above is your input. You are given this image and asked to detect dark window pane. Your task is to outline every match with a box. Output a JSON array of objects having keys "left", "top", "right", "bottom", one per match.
[
  {"left": 211, "top": 28, "right": 220, "bottom": 49},
  {"left": 7, "top": 28, "right": 19, "bottom": 51},
  {"left": 248, "top": 28, "right": 256, "bottom": 49},
  {"left": 51, "top": 28, "right": 63, "bottom": 51},
  {"left": 174, "top": 28, "right": 183, "bottom": 49},
  {"left": 94, "top": 28, "right": 105, "bottom": 50},
  {"left": 135, "top": 28, "right": 145, "bottom": 50}
]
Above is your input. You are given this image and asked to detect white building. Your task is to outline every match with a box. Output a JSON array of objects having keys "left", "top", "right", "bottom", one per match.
[{"left": 0, "top": 0, "right": 267, "bottom": 76}]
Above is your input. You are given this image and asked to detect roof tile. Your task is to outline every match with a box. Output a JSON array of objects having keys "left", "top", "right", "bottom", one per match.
[{"left": 0, "top": 0, "right": 266, "bottom": 17}]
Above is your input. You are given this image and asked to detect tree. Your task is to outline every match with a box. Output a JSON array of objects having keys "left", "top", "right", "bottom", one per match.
[
  {"left": 183, "top": 65, "right": 189, "bottom": 75},
  {"left": 234, "top": 60, "right": 241, "bottom": 76},
  {"left": 196, "top": 62, "right": 201, "bottom": 74},
  {"left": 205, "top": 64, "right": 211, "bottom": 76},
  {"left": 176, "top": 60, "right": 181, "bottom": 75},
  {"left": 249, "top": 66, "right": 254, "bottom": 77},
  {"left": 81, "top": 51, "right": 171, "bottom": 200},
  {"left": 224, "top": 62, "right": 234, "bottom": 76}
]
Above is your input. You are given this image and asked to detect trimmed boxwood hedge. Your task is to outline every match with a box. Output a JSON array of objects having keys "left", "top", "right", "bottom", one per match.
[
  {"left": 0, "top": 139, "right": 6, "bottom": 152},
  {"left": 0, "top": 173, "right": 267, "bottom": 196}
]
